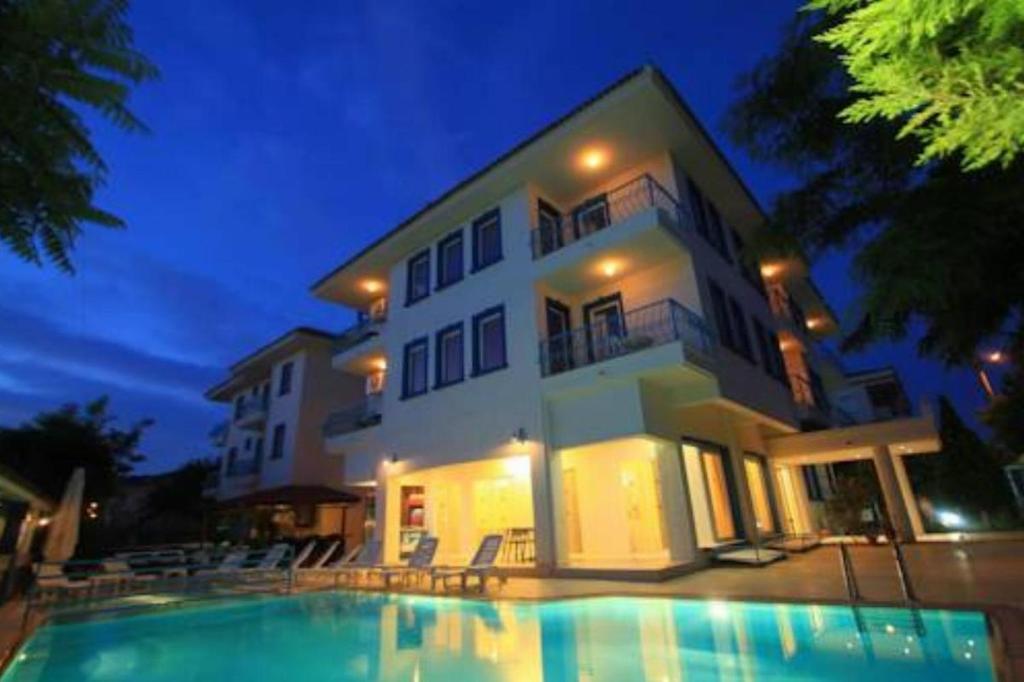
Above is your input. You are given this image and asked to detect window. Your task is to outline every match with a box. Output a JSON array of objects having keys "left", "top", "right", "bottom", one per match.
[
  {"left": 802, "top": 466, "right": 824, "bottom": 501},
  {"left": 402, "top": 337, "right": 429, "bottom": 398},
  {"left": 244, "top": 437, "right": 252, "bottom": 452},
  {"left": 744, "top": 454, "right": 777, "bottom": 534},
  {"left": 254, "top": 437, "right": 264, "bottom": 462},
  {"left": 686, "top": 178, "right": 709, "bottom": 237},
  {"left": 227, "top": 447, "right": 238, "bottom": 467},
  {"left": 706, "top": 202, "right": 731, "bottom": 262},
  {"left": 436, "top": 229, "right": 463, "bottom": 289},
  {"left": 753, "top": 318, "right": 776, "bottom": 377},
  {"left": 278, "top": 362, "right": 293, "bottom": 396},
  {"left": 261, "top": 383, "right": 270, "bottom": 406},
  {"left": 406, "top": 250, "right": 430, "bottom": 305},
  {"left": 700, "top": 446, "right": 739, "bottom": 542},
  {"left": 472, "top": 305, "right": 507, "bottom": 376},
  {"left": 233, "top": 395, "right": 244, "bottom": 420},
  {"left": 708, "top": 280, "right": 734, "bottom": 350},
  {"left": 270, "top": 423, "right": 286, "bottom": 460},
  {"left": 731, "top": 228, "right": 766, "bottom": 296},
  {"left": 434, "top": 322, "right": 464, "bottom": 388},
  {"left": 472, "top": 208, "right": 502, "bottom": 271},
  {"left": 573, "top": 195, "right": 610, "bottom": 237},
  {"left": 728, "top": 297, "right": 755, "bottom": 363},
  {"left": 769, "top": 330, "right": 789, "bottom": 385},
  {"left": 536, "top": 199, "right": 563, "bottom": 256}
]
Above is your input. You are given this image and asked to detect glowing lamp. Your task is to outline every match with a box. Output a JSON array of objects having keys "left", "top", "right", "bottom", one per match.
[
  {"left": 985, "top": 350, "right": 1004, "bottom": 363},
  {"left": 362, "top": 280, "right": 383, "bottom": 294},
  {"left": 577, "top": 147, "right": 609, "bottom": 172},
  {"left": 760, "top": 262, "right": 783, "bottom": 279},
  {"left": 599, "top": 260, "right": 620, "bottom": 278}
]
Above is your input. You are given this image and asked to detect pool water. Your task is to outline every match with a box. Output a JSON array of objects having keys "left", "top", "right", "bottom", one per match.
[{"left": 3, "top": 592, "right": 994, "bottom": 681}]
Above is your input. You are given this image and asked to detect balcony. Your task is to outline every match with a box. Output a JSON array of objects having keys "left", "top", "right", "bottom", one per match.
[
  {"left": 209, "top": 420, "right": 228, "bottom": 447},
  {"left": 225, "top": 456, "right": 261, "bottom": 478},
  {"left": 332, "top": 309, "right": 387, "bottom": 373},
  {"left": 530, "top": 174, "right": 689, "bottom": 260},
  {"left": 539, "top": 298, "right": 715, "bottom": 378},
  {"left": 323, "top": 393, "right": 383, "bottom": 438},
  {"left": 234, "top": 395, "right": 268, "bottom": 430}
]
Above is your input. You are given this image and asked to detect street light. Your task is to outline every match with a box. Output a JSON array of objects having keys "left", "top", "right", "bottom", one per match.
[{"left": 974, "top": 349, "right": 1009, "bottom": 401}]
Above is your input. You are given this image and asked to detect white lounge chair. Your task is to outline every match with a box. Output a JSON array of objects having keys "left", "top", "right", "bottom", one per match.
[
  {"left": 194, "top": 548, "right": 249, "bottom": 576},
  {"left": 376, "top": 536, "right": 438, "bottom": 588},
  {"left": 289, "top": 540, "right": 317, "bottom": 571},
  {"left": 332, "top": 540, "right": 381, "bottom": 585},
  {"left": 34, "top": 563, "right": 92, "bottom": 600},
  {"left": 309, "top": 540, "right": 341, "bottom": 570},
  {"left": 431, "top": 534, "right": 504, "bottom": 593},
  {"left": 240, "top": 543, "right": 289, "bottom": 576},
  {"left": 92, "top": 559, "right": 159, "bottom": 591}
]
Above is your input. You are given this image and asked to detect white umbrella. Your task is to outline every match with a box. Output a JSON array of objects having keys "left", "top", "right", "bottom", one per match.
[{"left": 43, "top": 467, "right": 85, "bottom": 562}]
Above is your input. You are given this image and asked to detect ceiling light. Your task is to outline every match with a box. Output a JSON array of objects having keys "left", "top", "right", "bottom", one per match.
[
  {"left": 760, "top": 263, "right": 783, "bottom": 279},
  {"left": 578, "top": 147, "right": 609, "bottom": 172},
  {"left": 362, "top": 280, "right": 383, "bottom": 293},
  {"left": 599, "top": 260, "right": 620, "bottom": 277}
]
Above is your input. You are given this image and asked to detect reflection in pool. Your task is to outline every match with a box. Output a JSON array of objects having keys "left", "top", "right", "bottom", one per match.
[{"left": 3, "top": 592, "right": 994, "bottom": 681}]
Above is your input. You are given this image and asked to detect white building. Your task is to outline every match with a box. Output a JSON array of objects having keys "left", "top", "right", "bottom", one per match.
[{"left": 210, "top": 66, "right": 941, "bottom": 575}]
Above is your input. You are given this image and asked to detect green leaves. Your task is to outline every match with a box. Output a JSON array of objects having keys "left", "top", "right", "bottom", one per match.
[
  {"left": 0, "top": 0, "right": 157, "bottom": 271},
  {"left": 808, "top": 0, "right": 1024, "bottom": 171}
]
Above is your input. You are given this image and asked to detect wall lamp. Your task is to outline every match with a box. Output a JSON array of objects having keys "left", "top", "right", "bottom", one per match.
[{"left": 510, "top": 427, "right": 528, "bottom": 445}]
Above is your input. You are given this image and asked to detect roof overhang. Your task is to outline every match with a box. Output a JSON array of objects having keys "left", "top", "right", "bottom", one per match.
[
  {"left": 205, "top": 327, "right": 333, "bottom": 402},
  {"left": 766, "top": 415, "right": 940, "bottom": 464},
  {"left": 310, "top": 65, "right": 770, "bottom": 308},
  {"left": 216, "top": 485, "right": 368, "bottom": 508}
]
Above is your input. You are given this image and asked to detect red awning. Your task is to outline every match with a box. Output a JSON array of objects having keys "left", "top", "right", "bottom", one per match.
[{"left": 217, "top": 485, "right": 365, "bottom": 508}]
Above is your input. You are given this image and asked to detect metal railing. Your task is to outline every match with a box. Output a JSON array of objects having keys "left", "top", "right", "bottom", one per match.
[
  {"left": 209, "top": 421, "right": 229, "bottom": 446},
  {"left": 529, "top": 174, "right": 691, "bottom": 259},
  {"left": 538, "top": 298, "right": 715, "bottom": 377},
  {"left": 323, "top": 393, "right": 383, "bottom": 437},
  {"left": 334, "top": 306, "right": 388, "bottom": 356},
  {"left": 235, "top": 395, "right": 268, "bottom": 422},
  {"left": 226, "top": 456, "right": 261, "bottom": 477}
]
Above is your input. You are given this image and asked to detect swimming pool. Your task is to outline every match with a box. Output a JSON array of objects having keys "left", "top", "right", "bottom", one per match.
[{"left": 2, "top": 592, "right": 994, "bottom": 681}]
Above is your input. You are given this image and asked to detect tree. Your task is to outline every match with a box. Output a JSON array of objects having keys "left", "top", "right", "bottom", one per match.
[
  {"left": 0, "top": 0, "right": 158, "bottom": 271},
  {"left": 908, "top": 397, "right": 1018, "bottom": 530},
  {"left": 144, "top": 459, "right": 215, "bottom": 526},
  {"left": 0, "top": 396, "right": 149, "bottom": 503},
  {"left": 725, "top": 10, "right": 1024, "bottom": 438},
  {"left": 808, "top": 0, "right": 1024, "bottom": 171}
]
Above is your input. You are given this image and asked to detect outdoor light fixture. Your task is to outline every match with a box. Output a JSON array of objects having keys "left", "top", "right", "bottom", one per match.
[
  {"left": 760, "top": 262, "right": 783, "bottom": 279},
  {"left": 806, "top": 318, "right": 823, "bottom": 331},
  {"left": 599, "top": 260, "right": 620, "bottom": 278},
  {"left": 362, "top": 280, "right": 383, "bottom": 293},
  {"left": 511, "top": 427, "right": 528, "bottom": 444},
  {"left": 985, "top": 350, "right": 1005, "bottom": 363},
  {"left": 577, "top": 146, "right": 609, "bottom": 172}
]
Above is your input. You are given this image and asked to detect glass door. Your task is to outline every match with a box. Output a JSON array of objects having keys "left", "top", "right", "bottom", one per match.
[{"left": 583, "top": 294, "right": 626, "bottom": 362}]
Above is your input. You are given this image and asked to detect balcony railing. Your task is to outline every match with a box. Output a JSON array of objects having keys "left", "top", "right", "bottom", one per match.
[
  {"left": 529, "top": 174, "right": 690, "bottom": 259},
  {"left": 225, "top": 457, "right": 261, "bottom": 477},
  {"left": 209, "top": 420, "right": 228, "bottom": 446},
  {"left": 323, "top": 393, "right": 383, "bottom": 437},
  {"left": 235, "top": 395, "right": 268, "bottom": 423},
  {"left": 334, "top": 307, "right": 388, "bottom": 356},
  {"left": 538, "top": 298, "right": 715, "bottom": 377}
]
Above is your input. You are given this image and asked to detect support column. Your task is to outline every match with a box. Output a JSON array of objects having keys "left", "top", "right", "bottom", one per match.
[{"left": 871, "top": 446, "right": 915, "bottom": 541}]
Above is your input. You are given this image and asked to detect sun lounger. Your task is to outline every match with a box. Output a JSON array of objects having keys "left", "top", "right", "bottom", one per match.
[
  {"left": 91, "top": 559, "right": 159, "bottom": 590},
  {"left": 194, "top": 548, "right": 249, "bottom": 576},
  {"left": 309, "top": 540, "right": 341, "bottom": 570},
  {"left": 289, "top": 540, "right": 317, "bottom": 571},
  {"left": 715, "top": 545, "right": 786, "bottom": 566},
  {"left": 34, "top": 563, "right": 92, "bottom": 599},
  {"left": 239, "top": 543, "right": 289, "bottom": 577},
  {"left": 332, "top": 540, "right": 381, "bottom": 585},
  {"left": 375, "top": 536, "right": 438, "bottom": 588},
  {"left": 430, "top": 534, "right": 504, "bottom": 593}
]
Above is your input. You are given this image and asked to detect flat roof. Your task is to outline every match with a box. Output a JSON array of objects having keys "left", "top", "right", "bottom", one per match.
[
  {"left": 309, "top": 64, "right": 773, "bottom": 301},
  {"left": 205, "top": 326, "right": 334, "bottom": 401}
]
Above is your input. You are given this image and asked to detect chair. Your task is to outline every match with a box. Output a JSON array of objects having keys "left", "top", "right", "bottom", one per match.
[
  {"left": 194, "top": 548, "right": 249, "bottom": 576},
  {"left": 241, "top": 543, "right": 289, "bottom": 573},
  {"left": 34, "top": 563, "right": 92, "bottom": 600},
  {"left": 431, "top": 534, "right": 504, "bottom": 593},
  {"left": 289, "top": 540, "right": 317, "bottom": 571},
  {"left": 309, "top": 540, "right": 341, "bottom": 569},
  {"left": 92, "top": 559, "right": 158, "bottom": 591},
  {"left": 376, "top": 536, "right": 438, "bottom": 588},
  {"left": 332, "top": 540, "right": 381, "bottom": 585}
]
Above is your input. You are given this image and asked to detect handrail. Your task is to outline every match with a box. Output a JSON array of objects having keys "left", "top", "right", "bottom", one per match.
[
  {"left": 892, "top": 541, "right": 918, "bottom": 604},
  {"left": 838, "top": 542, "right": 861, "bottom": 602},
  {"left": 529, "top": 173, "right": 692, "bottom": 259},
  {"left": 538, "top": 298, "right": 715, "bottom": 377},
  {"left": 226, "top": 457, "right": 261, "bottom": 477},
  {"left": 334, "top": 315, "right": 386, "bottom": 355},
  {"left": 235, "top": 394, "right": 268, "bottom": 421},
  {"left": 323, "top": 393, "right": 383, "bottom": 437}
]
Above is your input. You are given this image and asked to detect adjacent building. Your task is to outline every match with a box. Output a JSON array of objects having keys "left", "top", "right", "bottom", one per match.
[{"left": 208, "top": 66, "right": 940, "bottom": 576}]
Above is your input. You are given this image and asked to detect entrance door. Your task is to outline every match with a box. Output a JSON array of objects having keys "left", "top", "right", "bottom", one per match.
[
  {"left": 583, "top": 293, "right": 626, "bottom": 362},
  {"left": 775, "top": 466, "right": 805, "bottom": 534},
  {"left": 545, "top": 298, "right": 573, "bottom": 374}
]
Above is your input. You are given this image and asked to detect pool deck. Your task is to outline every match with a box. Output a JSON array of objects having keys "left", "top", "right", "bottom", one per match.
[{"left": 3, "top": 541, "right": 1023, "bottom": 680}]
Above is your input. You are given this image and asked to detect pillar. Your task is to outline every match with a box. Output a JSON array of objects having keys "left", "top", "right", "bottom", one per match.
[{"left": 871, "top": 446, "right": 915, "bottom": 541}]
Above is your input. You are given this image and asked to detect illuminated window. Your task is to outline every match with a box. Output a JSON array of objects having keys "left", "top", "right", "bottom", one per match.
[
  {"left": 701, "top": 449, "right": 737, "bottom": 541},
  {"left": 744, "top": 454, "right": 776, "bottom": 534}
]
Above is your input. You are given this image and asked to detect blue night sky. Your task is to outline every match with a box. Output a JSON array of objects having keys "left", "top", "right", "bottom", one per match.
[{"left": 0, "top": 1, "right": 989, "bottom": 473}]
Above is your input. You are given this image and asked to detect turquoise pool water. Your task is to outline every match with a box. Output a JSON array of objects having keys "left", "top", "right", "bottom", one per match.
[{"left": 3, "top": 592, "right": 994, "bottom": 681}]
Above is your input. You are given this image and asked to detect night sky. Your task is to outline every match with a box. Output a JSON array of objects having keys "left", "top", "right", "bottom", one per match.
[{"left": 0, "top": 1, "right": 988, "bottom": 473}]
